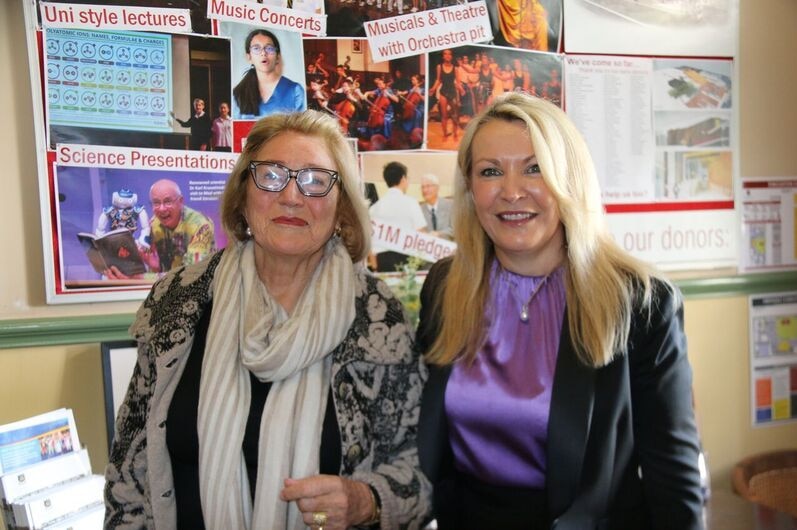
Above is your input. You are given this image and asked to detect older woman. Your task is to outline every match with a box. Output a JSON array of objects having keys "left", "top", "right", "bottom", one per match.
[
  {"left": 417, "top": 93, "right": 703, "bottom": 529},
  {"left": 105, "top": 110, "right": 431, "bottom": 530},
  {"left": 233, "top": 29, "right": 306, "bottom": 119}
]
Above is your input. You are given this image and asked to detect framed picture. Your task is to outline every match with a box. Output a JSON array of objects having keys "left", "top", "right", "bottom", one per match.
[
  {"left": 352, "top": 39, "right": 362, "bottom": 53},
  {"left": 100, "top": 340, "right": 138, "bottom": 450}
]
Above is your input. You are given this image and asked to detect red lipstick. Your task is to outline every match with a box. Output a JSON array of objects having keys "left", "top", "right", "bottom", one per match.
[{"left": 273, "top": 216, "right": 307, "bottom": 227}]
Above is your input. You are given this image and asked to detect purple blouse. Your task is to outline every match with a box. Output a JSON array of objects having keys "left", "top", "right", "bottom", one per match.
[{"left": 445, "top": 261, "right": 566, "bottom": 488}]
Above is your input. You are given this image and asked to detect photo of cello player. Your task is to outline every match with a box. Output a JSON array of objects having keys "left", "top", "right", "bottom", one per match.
[
  {"left": 400, "top": 73, "right": 425, "bottom": 134},
  {"left": 331, "top": 76, "right": 361, "bottom": 135},
  {"left": 362, "top": 75, "right": 398, "bottom": 143}
]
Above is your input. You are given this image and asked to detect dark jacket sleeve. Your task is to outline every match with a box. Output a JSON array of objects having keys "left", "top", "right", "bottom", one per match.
[
  {"left": 416, "top": 257, "right": 451, "bottom": 355},
  {"left": 629, "top": 281, "right": 704, "bottom": 530},
  {"left": 416, "top": 259, "right": 459, "bottom": 528}
]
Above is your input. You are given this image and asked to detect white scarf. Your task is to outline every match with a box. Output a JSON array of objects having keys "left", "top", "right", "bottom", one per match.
[{"left": 197, "top": 238, "right": 356, "bottom": 529}]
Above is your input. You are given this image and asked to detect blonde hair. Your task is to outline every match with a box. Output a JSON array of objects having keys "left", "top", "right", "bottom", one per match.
[
  {"left": 220, "top": 110, "right": 371, "bottom": 262},
  {"left": 427, "top": 93, "right": 664, "bottom": 368}
]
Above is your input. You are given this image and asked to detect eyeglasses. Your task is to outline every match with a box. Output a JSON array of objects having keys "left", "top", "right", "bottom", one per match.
[
  {"left": 249, "top": 44, "right": 277, "bottom": 56},
  {"left": 249, "top": 161, "right": 339, "bottom": 197},
  {"left": 152, "top": 198, "right": 178, "bottom": 208}
]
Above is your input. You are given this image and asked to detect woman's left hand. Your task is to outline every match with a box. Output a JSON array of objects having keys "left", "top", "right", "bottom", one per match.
[{"left": 280, "top": 475, "right": 374, "bottom": 529}]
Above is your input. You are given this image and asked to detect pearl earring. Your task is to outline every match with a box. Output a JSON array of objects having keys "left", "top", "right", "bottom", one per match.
[{"left": 245, "top": 226, "right": 252, "bottom": 238}]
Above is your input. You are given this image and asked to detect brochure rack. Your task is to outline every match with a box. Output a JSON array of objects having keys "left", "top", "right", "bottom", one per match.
[{"left": 0, "top": 409, "right": 104, "bottom": 529}]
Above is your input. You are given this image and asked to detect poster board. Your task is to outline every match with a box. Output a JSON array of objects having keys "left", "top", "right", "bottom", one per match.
[{"left": 23, "top": 0, "right": 739, "bottom": 303}]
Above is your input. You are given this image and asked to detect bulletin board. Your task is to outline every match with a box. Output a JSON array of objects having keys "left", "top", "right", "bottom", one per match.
[{"left": 22, "top": 0, "right": 740, "bottom": 303}]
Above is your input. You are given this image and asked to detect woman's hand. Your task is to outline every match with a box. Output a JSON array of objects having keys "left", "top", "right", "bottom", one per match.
[{"left": 280, "top": 475, "right": 375, "bottom": 529}]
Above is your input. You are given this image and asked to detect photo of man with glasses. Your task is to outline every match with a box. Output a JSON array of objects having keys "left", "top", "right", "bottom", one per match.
[{"left": 143, "top": 178, "right": 216, "bottom": 273}]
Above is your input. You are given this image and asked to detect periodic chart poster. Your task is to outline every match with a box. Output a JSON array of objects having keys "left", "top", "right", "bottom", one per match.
[
  {"left": 45, "top": 28, "right": 173, "bottom": 133},
  {"left": 749, "top": 292, "right": 797, "bottom": 426}
]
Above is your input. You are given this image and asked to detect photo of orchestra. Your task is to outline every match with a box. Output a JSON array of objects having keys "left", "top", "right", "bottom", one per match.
[
  {"left": 304, "top": 39, "right": 426, "bottom": 151},
  {"left": 426, "top": 44, "right": 563, "bottom": 149}
]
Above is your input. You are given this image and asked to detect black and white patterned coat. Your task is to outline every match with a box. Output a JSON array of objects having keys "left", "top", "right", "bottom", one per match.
[{"left": 104, "top": 250, "right": 431, "bottom": 529}]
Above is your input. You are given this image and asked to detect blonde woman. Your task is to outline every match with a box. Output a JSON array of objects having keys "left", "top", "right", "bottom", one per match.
[{"left": 417, "top": 93, "right": 702, "bottom": 529}]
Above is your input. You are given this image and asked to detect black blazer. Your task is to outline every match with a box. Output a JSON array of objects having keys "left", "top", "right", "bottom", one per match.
[{"left": 417, "top": 259, "right": 704, "bottom": 530}]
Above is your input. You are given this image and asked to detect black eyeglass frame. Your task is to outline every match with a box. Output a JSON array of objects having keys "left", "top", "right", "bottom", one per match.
[{"left": 249, "top": 161, "right": 339, "bottom": 197}]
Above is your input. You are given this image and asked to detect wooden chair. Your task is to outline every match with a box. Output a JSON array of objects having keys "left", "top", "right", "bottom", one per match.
[{"left": 731, "top": 449, "right": 797, "bottom": 517}]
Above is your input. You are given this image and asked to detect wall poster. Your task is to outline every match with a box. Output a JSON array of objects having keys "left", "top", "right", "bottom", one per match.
[
  {"left": 749, "top": 292, "right": 797, "bottom": 426},
  {"left": 740, "top": 177, "right": 797, "bottom": 273},
  {"left": 24, "top": 0, "right": 736, "bottom": 303},
  {"left": 565, "top": 54, "right": 737, "bottom": 269}
]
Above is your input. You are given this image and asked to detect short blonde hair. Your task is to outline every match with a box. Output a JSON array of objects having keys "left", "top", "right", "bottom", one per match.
[{"left": 220, "top": 110, "right": 371, "bottom": 262}]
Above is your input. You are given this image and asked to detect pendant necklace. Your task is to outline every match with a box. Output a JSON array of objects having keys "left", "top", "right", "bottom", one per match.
[{"left": 519, "top": 274, "right": 550, "bottom": 323}]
